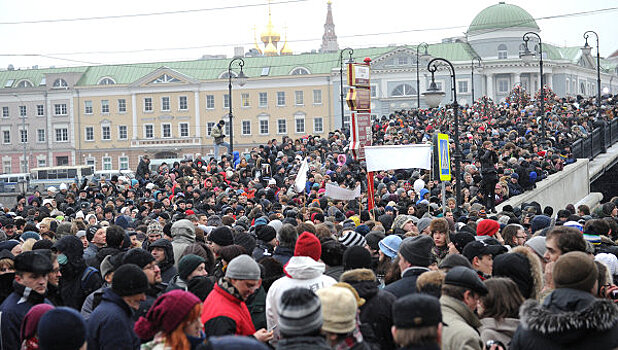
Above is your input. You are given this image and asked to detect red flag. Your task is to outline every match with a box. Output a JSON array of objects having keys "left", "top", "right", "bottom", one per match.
[{"left": 367, "top": 171, "right": 375, "bottom": 211}]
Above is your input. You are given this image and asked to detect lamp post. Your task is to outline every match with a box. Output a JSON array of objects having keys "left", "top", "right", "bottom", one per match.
[
  {"left": 471, "top": 57, "right": 482, "bottom": 104},
  {"left": 583, "top": 31, "right": 602, "bottom": 118},
  {"left": 416, "top": 42, "right": 429, "bottom": 108},
  {"left": 227, "top": 58, "right": 248, "bottom": 155},
  {"left": 424, "top": 58, "right": 461, "bottom": 208},
  {"left": 339, "top": 48, "right": 354, "bottom": 131},
  {"left": 521, "top": 32, "right": 545, "bottom": 146}
]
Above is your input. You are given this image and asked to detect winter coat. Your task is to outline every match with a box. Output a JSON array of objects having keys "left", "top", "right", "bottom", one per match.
[
  {"left": 510, "top": 288, "right": 618, "bottom": 350},
  {"left": 252, "top": 240, "right": 274, "bottom": 262},
  {"left": 171, "top": 220, "right": 196, "bottom": 265},
  {"left": 133, "top": 283, "right": 166, "bottom": 321},
  {"left": 245, "top": 285, "right": 267, "bottom": 331},
  {"left": 384, "top": 267, "right": 429, "bottom": 299},
  {"left": 265, "top": 256, "right": 336, "bottom": 339},
  {"left": 148, "top": 238, "right": 177, "bottom": 284},
  {"left": 166, "top": 275, "right": 213, "bottom": 301},
  {"left": 86, "top": 288, "right": 140, "bottom": 350},
  {"left": 81, "top": 284, "right": 107, "bottom": 321},
  {"left": 440, "top": 295, "right": 483, "bottom": 350},
  {"left": 83, "top": 243, "right": 100, "bottom": 262},
  {"left": 0, "top": 281, "right": 52, "bottom": 350},
  {"left": 135, "top": 158, "right": 150, "bottom": 181},
  {"left": 276, "top": 336, "right": 331, "bottom": 350},
  {"left": 201, "top": 280, "right": 256, "bottom": 337},
  {"left": 479, "top": 318, "right": 519, "bottom": 349},
  {"left": 272, "top": 246, "right": 294, "bottom": 266}
]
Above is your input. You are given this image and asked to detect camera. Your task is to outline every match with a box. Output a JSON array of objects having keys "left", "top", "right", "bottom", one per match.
[{"left": 486, "top": 340, "right": 506, "bottom": 350}]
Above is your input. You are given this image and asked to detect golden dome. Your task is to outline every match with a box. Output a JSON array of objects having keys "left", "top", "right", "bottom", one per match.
[
  {"left": 280, "top": 28, "right": 292, "bottom": 55},
  {"left": 253, "top": 26, "right": 263, "bottom": 54},
  {"left": 264, "top": 38, "right": 278, "bottom": 56},
  {"left": 260, "top": 3, "right": 280, "bottom": 45}
]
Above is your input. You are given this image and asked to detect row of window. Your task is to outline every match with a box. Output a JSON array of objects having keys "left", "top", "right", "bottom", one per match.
[
  {"left": 1, "top": 128, "right": 67, "bottom": 144},
  {"left": 85, "top": 156, "right": 130, "bottom": 171},
  {"left": 84, "top": 123, "right": 189, "bottom": 141},
  {"left": 1, "top": 104, "right": 68, "bottom": 118},
  {"left": 239, "top": 117, "right": 323, "bottom": 136}
]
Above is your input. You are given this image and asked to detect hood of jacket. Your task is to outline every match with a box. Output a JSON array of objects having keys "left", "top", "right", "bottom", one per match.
[
  {"left": 284, "top": 256, "right": 326, "bottom": 280},
  {"left": 148, "top": 238, "right": 175, "bottom": 272},
  {"left": 171, "top": 219, "right": 196, "bottom": 243},
  {"left": 340, "top": 268, "right": 379, "bottom": 299},
  {"left": 519, "top": 288, "right": 618, "bottom": 345}
]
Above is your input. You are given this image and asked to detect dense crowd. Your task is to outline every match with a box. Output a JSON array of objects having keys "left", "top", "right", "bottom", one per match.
[{"left": 0, "top": 91, "right": 617, "bottom": 350}]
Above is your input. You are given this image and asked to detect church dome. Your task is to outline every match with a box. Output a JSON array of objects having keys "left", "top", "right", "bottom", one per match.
[{"left": 467, "top": 2, "right": 539, "bottom": 33}]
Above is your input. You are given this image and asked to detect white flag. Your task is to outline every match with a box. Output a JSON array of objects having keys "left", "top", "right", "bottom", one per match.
[
  {"left": 325, "top": 183, "right": 361, "bottom": 201},
  {"left": 295, "top": 158, "right": 309, "bottom": 193}
]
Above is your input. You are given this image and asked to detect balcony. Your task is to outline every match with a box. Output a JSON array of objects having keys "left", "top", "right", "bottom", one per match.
[{"left": 131, "top": 137, "right": 201, "bottom": 147}]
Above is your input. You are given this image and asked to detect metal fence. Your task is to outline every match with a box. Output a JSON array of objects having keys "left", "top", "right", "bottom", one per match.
[{"left": 571, "top": 118, "right": 618, "bottom": 159}]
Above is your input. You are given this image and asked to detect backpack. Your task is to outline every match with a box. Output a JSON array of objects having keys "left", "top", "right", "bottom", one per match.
[{"left": 81, "top": 266, "right": 100, "bottom": 293}]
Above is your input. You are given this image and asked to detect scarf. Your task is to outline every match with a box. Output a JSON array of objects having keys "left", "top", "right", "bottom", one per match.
[
  {"left": 217, "top": 278, "right": 244, "bottom": 301},
  {"left": 13, "top": 280, "right": 46, "bottom": 305}
]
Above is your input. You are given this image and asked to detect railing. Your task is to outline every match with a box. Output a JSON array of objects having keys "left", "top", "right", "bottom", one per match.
[{"left": 571, "top": 118, "right": 618, "bottom": 159}]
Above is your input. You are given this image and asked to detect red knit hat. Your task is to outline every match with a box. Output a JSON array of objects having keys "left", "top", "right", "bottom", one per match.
[
  {"left": 134, "top": 290, "right": 200, "bottom": 340},
  {"left": 294, "top": 232, "right": 322, "bottom": 261},
  {"left": 476, "top": 219, "right": 500, "bottom": 237}
]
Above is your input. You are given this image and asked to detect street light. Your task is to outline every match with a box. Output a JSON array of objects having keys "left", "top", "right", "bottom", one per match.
[
  {"left": 425, "top": 58, "right": 462, "bottom": 208},
  {"left": 583, "top": 31, "right": 602, "bottom": 117},
  {"left": 339, "top": 48, "right": 354, "bottom": 131},
  {"left": 521, "top": 32, "right": 545, "bottom": 146},
  {"left": 227, "top": 58, "right": 248, "bottom": 155},
  {"left": 416, "top": 42, "right": 429, "bottom": 108},
  {"left": 471, "top": 57, "right": 482, "bottom": 104}
]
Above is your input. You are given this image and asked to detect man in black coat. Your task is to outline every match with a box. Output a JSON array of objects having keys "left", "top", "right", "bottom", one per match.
[
  {"left": 479, "top": 141, "right": 499, "bottom": 213},
  {"left": 147, "top": 238, "right": 177, "bottom": 284},
  {"left": 122, "top": 248, "right": 166, "bottom": 321},
  {"left": 384, "top": 235, "right": 434, "bottom": 299}
]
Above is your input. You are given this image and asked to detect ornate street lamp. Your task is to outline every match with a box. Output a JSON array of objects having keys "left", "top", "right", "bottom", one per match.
[
  {"left": 521, "top": 32, "right": 546, "bottom": 146},
  {"left": 583, "top": 30, "right": 603, "bottom": 151},
  {"left": 416, "top": 42, "right": 429, "bottom": 108},
  {"left": 339, "top": 48, "right": 354, "bottom": 131},
  {"left": 228, "top": 58, "right": 248, "bottom": 154}
]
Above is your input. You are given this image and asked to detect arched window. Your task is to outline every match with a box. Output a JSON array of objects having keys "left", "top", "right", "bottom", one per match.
[
  {"left": 151, "top": 74, "right": 180, "bottom": 84},
  {"left": 290, "top": 67, "right": 311, "bottom": 75},
  {"left": 53, "top": 78, "right": 68, "bottom": 88},
  {"left": 15, "top": 80, "right": 33, "bottom": 88},
  {"left": 391, "top": 83, "right": 416, "bottom": 97},
  {"left": 97, "top": 77, "right": 116, "bottom": 85},
  {"left": 219, "top": 71, "right": 237, "bottom": 79},
  {"left": 497, "top": 44, "right": 508, "bottom": 59}
]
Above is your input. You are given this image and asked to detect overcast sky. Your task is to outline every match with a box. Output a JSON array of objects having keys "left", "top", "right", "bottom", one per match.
[{"left": 0, "top": 0, "right": 616, "bottom": 69}]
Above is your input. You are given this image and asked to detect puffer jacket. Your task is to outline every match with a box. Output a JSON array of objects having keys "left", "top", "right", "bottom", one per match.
[
  {"left": 171, "top": 219, "right": 196, "bottom": 265},
  {"left": 148, "top": 238, "right": 177, "bottom": 284},
  {"left": 87, "top": 288, "right": 140, "bottom": 350},
  {"left": 265, "top": 256, "right": 336, "bottom": 341},
  {"left": 510, "top": 288, "right": 618, "bottom": 350},
  {"left": 440, "top": 295, "right": 483, "bottom": 350}
]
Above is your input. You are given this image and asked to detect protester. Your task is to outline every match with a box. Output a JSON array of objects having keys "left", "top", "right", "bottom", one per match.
[
  {"left": 37, "top": 307, "right": 87, "bottom": 350},
  {"left": 384, "top": 235, "right": 434, "bottom": 298},
  {"left": 275, "top": 287, "right": 330, "bottom": 350},
  {"left": 479, "top": 277, "right": 524, "bottom": 348},
  {"left": 19, "top": 303, "right": 54, "bottom": 350},
  {"left": 317, "top": 285, "right": 370, "bottom": 349},
  {"left": 391, "top": 293, "right": 444, "bottom": 350},
  {"left": 147, "top": 238, "right": 177, "bottom": 284}
]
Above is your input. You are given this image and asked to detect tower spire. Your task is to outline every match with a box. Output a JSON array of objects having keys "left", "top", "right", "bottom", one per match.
[{"left": 320, "top": 0, "right": 339, "bottom": 53}]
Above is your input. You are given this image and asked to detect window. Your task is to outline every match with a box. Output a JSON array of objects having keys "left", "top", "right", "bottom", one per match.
[
  {"left": 497, "top": 79, "right": 509, "bottom": 93},
  {"left": 54, "top": 104, "right": 67, "bottom": 116},
  {"left": 261, "top": 67, "right": 270, "bottom": 76},
  {"left": 241, "top": 93, "right": 250, "bottom": 107},
  {"left": 277, "top": 92, "right": 286, "bottom": 106},
  {"left": 259, "top": 118, "right": 269, "bottom": 135},
  {"left": 295, "top": 116, "right": 305, "bottom": 134},
  {"left": 343, "top": 114, "right": 351, "bottom": 129},
  {"left": 20, "top": 129, "right": 27, "bottom": 143},
  {"left": 98, "top": 77, "right": 116, "bottom": 85},
  {"left": 119, "top": 156, "right": 129, "bottom": 170},
  {"left": 152, "top": 74, "right": 180, "bottom": 84},
  {"left": 102, "top": 157, "right": 112, "bottom": 170},
  {"left": 85, "top": 158, "right": 95, "bottom": 167},
  {"left": 39, "top": 78, "right": 46, "bottom": 86},
  {"left": 458, "top": 80, "right": 469, "bottom": 94},
  {"left": 370, "top": 85, "right": 377, "bottom": 98},
  {"left": 101, "top": 100, "right": 109, "bottom": 114},
  {"left": 144, "top": 97, "right": 153, "bottom": 112},
  {"left": 3, "top": 160, "right": 11, "bottom": 173},
  {"left": 37, "top": 129, "right": 45, "bottom": 142},
  {"left": 37, "top": 159, "right": 46, "bottom": 167},
  {"left": 101, "top": 126, "right": 111, "bottom": 140},
  {"left": 162, "top": 123, "right": 172, "bottom": 138},
  {"left": 242, "top": 120, "right": 251, "bottom": 135},
  {"left": 223, "top": 94, "right": 230, "bottom": 108},
  {"left": 398, "top": 56, "right": 409, "bottom": 65},
  {"left": 314, "top": 117, "right": 324, "bottom": 133},
  {"left": 392, "top": 84, "right": 416, "bottom": 97},
  {"left": 277, "top": 119, "right": 287, "bottom": 134},
  {"left": 259, "top": 92, "right": 268, "bottom": 107},
  {"left": 206, "top": 122, "right": 215, "bottom": 136},
  {"left": 118, "top": 125, "right": 128, "bottom": 140},
  {"left": 53, "top": 79, "right": 68, "bottom": 88},
  {"left": 295, "top": 91, "right": 304, "bottom": 105},
  {"left": 179, "top": 96, "right": 188, "bottom": 110},
  {"left": 85, "top": 127, "right": 94, "bottom": 141},
  {"left": 161, "top": 97, "right": 170, "bottom": 111},
  {"left": 16, "top": 80, "right": 33, "bottom": 88},
  {"left": 84, "top": 101, "right": 93, "bottom": 114},
  {"left": 55, "top": 128, "right": 68, "bottom": 142},
  {"left": 206, "top": 95, "right": 215, "bottom": 109},
  {"left": 4, "top": 79, "right": 14, "bottom": 88},
  {"left": 498, "top": 44, "right": 508, "bottom": 59},
  {"left": 19, "top": 105, "right": 26, "bottom": 117},
  {"left": 37, "top": 105, "right": 44, "bottom": 116},
  {"left": 290, "top": 67, "right": 310, "bottom": 75},
  {"left": 179, "top": 123, "right": 189, "bottom": 137},
  {"left": 2, "top": 130, "right": 10, "bottom": 144},
  {"left": 313, "top": 90, "right": 322, "bottom": 104},
  {"left": 2, "top": 107, "right": 8, "bottom": 118},
  {"left": 144, "top": 124, "right": 154, "bottom": 139},
  {"left": 118, "top": 99, "right": 127, "bottom": 113}
]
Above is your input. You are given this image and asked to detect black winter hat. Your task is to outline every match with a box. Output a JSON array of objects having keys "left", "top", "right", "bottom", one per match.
[
  {"left": 112, "top": 264, "right": 149, "bottom": 296},
  {"left": 399, "top": 235, "right": 434, "bottom": 267},
  {"left": 122, "top": 248, "right": 155, "bottom": 269},
  {"left": 450, "top": 232, "right": 475, "bottom": 254},
  {"left": 256, "top": 225, "right": 276, "bottom": 243},
  {"left": 393, "top": 294, "right": 443, "bottom": 328},
  {"left": 14, "top": 250, "right": 53, "bottom": 274},
  {"left": 364, "top": 231, "right": 385, "bottom": 251},
  {"left": 178, "top": 254, "right": 205, "bottom": 281},
  {"left": 493, "top": 252, "right": 533, "bottom": 298},
  {"left": 343, "top": 246, "right": 372, "bottom": 271},
  {"left": 209, "top": 226, "right": 234, "bottom": 247},
  {"left": 444, "top": 266, "right": 488, "bottom": 295}
]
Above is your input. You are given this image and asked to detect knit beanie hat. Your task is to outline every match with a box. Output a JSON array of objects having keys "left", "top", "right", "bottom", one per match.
[
  {"left": 583, "top": 228, "right": 601, "bottom": 246},
  {"left": 234, "top": 233, "right": 256, "bottom": 256},
  {"left": 316, "top": 286, "right": 358, "bottom": 334},
  {"left": 530, "top": 215, "right": 552, "bottom": 233},
  {"left": 553, "top": 251, "right": 598, "bottom": 292},
  {"left": 476, "top": 219, "right": 500, "bottom": 236},
  {"left": 112, "top": 264, "right": 149, "bottom": 296},
  {"left": 277, "top": 287, "right": 323, "bottom": 337},
  {"left": 122, "top": 248, "right": 155, "bottom": 269},
  {"left": 225, "top": 255, "right": 261, "bottom": 280},
  {"left": 209, "top": 226, "right": 234, "bottom": 247},
  {"left": 338, "top": 231, "right": 366, "bottom": 248},
  {"left": 398, "top": 235, "right": 434, "bottom": 267},
  {"left": 256, "top": 225, "right": 277, "bottom": 243},
  {"left": 378, "top": 235, "right": 402, "bottom": 259},
  {"left": 493, "top": 252, "right": 533, "bottom": 298},
  {"left": 38, "top": 307, "right": 86, "bottom": 350},
  {"left": 343, "top": 246, "right": 372, "bottom": 271},
  {"left": 21, "top": 303, "right": 54, "bottom": 344},
  {"left": 294, "top": 232, "right": 321, "bottom": 261},
  {"left": 147, "top": 221, "right": 164, "bottom": 236},
  {"left": 178, "top": 254, "right": 205, "bottom": 281},
  {"left": 364, "top": 232, "right": 385, "bottom": 251},
  {"left": 416, "top": 218, "right": 432, "bottom": 234},
  {"left": 134, "top": 290, "right": 200, "bottom": 340}
]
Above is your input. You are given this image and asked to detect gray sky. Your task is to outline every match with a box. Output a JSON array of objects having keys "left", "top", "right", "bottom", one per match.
[{"left": 0, "top": 0, "right": 616, "bottom": 69}]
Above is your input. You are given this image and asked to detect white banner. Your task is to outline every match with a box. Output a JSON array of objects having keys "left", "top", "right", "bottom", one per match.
[
  {"left": 295, "top": 158, "right": 309, "bottom": 193},
  {"left": 364, "top": 144, "right": 432, "bottom": 172},
  {"left": 324, "top": 183, "right": 361, "bottom": 201}
]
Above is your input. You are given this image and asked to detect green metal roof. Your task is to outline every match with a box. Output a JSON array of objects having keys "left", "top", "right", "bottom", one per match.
[
  {"left": 423, "top": 42, "right": 477, "bottom": 62},
  {"left": 468, "top": 2, "right": 539, "bottom": 33},
  {"left": 0, "top": 67, "right": 86, "bottom": 88}
]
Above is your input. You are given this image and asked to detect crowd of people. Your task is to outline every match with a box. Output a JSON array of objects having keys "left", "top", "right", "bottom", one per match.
[{"left": 0, "top": 91, "right": 616, "bottom": 349}]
